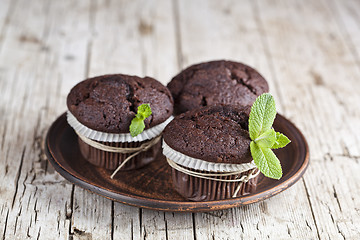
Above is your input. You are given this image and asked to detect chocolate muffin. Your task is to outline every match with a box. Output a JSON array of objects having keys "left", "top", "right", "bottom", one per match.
[
  {"left": 162, "top": 105, "right": 259, "bottom": 201},
  {"left": 67, "top": 74, "right": 174, "bottom": 172},
  {"left": 168, "top": 60, "right": 269, "bottom": 115}
]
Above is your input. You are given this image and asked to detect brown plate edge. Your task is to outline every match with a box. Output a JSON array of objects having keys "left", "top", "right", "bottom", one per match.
[{"left": 45, "top": 113, "right": 310, "bottom": 212}]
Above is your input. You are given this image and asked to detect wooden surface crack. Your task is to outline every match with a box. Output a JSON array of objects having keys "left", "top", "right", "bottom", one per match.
[
  {"left": 36, "top": 227, "right": 41, "bottom": 240},
  {"left": 143, "top": 225, "right": 147, "bottom": 240},
  {"left": 67, "top": 185, "right": 75, "bottom": 239},
  {"left": 111, "top": 201, "right": 114, "bottom": 240},
  {"left": 336, "top": 222, "right": 346, "bottom": 240},
  {"left": 191, "top": 213, "right": 197, "bottom": 240},
  {"left": 303, "top": 180, "right": 321, "bottom": 240},
  {"left": 239, "top": 222, "right": 244, "bottom": 233},
  {"left": 286, "top": 224, "right": 292, "bottom": 238},
  {"left": 163, "top": 212, "right": 169, "bottom": 240},
  {"left": 131, "top": 219, "right": 134, "bottom": 240},
  {"left": 20, "top": 172, "right": 28, "bottom": 202},
  {"left": 305, "top": 220, "right": 313, "bottom": 231},
  {"left": 139, "top": 208, "right": 142, "bottom": 237},
  {"left": 332, "top": 185, "right": 342, "bottom": 212},
  {"left": 1, "top": 209, "right": 9, "bottom": 240},
  {"left": 1, "top": 120, "right": 7, "bottom": 151},
  {"left": 4, "top": 148, "right": 9, "bottom": 176},
  {"left": 11, "top": 147, "right": 26, "bottom": 209}
]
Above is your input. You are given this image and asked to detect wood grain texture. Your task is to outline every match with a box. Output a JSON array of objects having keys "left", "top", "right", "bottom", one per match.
[
  {"left": 0, "top": 0, "right": 359, "bottom": 239},
  {"left": 254, "top": 0, "right": 360, "bottom": 239}
]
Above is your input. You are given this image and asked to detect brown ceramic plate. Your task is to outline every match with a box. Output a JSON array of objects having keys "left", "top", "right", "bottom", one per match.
[{"left": 45, "top": 113, "right": 309, "bottom": 212}]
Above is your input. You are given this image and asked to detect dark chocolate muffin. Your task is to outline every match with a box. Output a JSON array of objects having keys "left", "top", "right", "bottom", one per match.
[
  {"left": 162, "top": 105, "right": 259, "bottom": 201},
  {"left": 66, "top": 74, "right": 174, "bottom": 172},
  {"left": 163, "top": 105, "right": 252, "bottom": 164},
  {"left": 67, "top": 74, "right": 173, "bottom": 133},
  {"left": 167, "top": 60, "right": 268, "bottom": 115}
]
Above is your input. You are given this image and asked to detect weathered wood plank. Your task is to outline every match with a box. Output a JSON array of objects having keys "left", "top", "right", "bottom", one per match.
[
  {"left": 193, "top": 184, "right": 317, "bottom": 239},
  {"left": 177, "top": 0, "right": 319, "bottom": 239},
  {"left": 255, "top": 0, "right": 360, "bottom": 239},
  {"left": 90, "top": 0, "right": 178, "bottom": 85},
  {"left": 327, "top": 0, "right": 360, "bottom": 157},
  {"left": 113, "top": 203, "right": 141, "bottom": 240},
  {"left": 71, "top": 190, "right": 113, "bottom": 240},
  {"left": 0, "top": 0, "right": 91, "bottom": 239}
]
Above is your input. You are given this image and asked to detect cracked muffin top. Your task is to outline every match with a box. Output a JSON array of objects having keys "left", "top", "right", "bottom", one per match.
[
  {"left": 163, "top": 105, "right": 252, "bottom": 164},
  {"left": 167, "top": 60, "right": 268, "bottom": 115},
  {"left": 67, "top": 74, "right": 174, "bottom": 133}
]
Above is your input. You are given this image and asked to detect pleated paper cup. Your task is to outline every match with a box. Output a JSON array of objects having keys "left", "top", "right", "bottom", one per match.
[
  {"left": 162, "top": 140, "right": 260, "bottom": 201},
  {"left": 68, "top": 111, "right": 173, "bottom": 171}
]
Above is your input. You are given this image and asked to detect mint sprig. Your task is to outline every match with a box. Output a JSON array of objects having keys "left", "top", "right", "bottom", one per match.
[
  {"left": 249, "top": 93, "right": 291, "bottom": 179},
  {"left": 254, "top": 128, "right": 276, "bottom": 148},
  {"left": 129, "top": 104, "right": 152, "bottom": 137}
]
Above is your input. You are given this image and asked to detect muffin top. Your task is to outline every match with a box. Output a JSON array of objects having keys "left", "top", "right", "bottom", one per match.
[
  {"left": 163, "top": 105, "right": 252, "bottom": 164},
  {"left": 168, "top": 60, "right": 268, "bottom": 115},
  {"left": 67, "top": 74, "right": 173, "bottom": 133}
]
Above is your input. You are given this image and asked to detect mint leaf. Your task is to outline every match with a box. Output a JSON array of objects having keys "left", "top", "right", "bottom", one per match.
[
  {"left": 255, "top": 128, "right": 276, "bottom": 148},
  {"left": 129, "top": 118, "right": 145, "bottom": 137},
  {"left": 137, "top": 104, "right": 152, "bottom": 119},
  {"left": 272, "top": 132, "right": 291, "bottom": 149},
  {"left": 249, "top": 93, "right": 276, "bottom": 140},
  {"left": 250, "top": 142, "right": 282, "bottom": 179},
  {"left": 129, "top": 104, "right": 152, "bottom": 137}
]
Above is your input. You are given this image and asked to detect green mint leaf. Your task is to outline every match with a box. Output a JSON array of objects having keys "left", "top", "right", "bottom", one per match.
[
  {"left": 129, "top": 118, "right": 145, "bottom": 137},
  {"left": 137, "top": 104, "right": 152, "bottom": 119},
  {"left": 250, "top": 141, "right": 282, "bottom": 179},
  {"left": 249, "top": 93, "right": 276, "bottom": 140},
  {"left": 129, "top": 104, "right": 152, "bottom": 137},
  {"left": 272, "top": 132, "right": 291, "bottom": 149},
  {"left": 254, "top": 128, "right": 276, "bottom": 148}
]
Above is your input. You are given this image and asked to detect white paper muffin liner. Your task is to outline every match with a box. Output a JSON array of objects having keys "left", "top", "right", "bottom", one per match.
[
  {"left": 162, "top": 140, "right": 257, "bottom": 172},
  {"left": 67, "top": 111, "right": 174, "bottom": 142}
]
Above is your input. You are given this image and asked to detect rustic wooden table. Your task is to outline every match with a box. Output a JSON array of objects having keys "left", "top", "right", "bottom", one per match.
[{"left": 1, "top": 0, "right": 360, "bottom": 239}]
